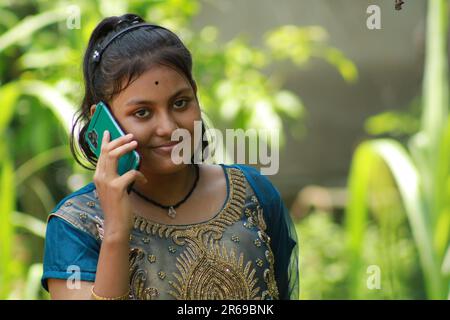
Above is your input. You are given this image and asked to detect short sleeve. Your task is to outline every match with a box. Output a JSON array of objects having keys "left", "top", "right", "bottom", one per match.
[
  {"left": 231, "top": 164, "right": 300, "bottom": 300},
  {"left": 41, "top": 215, "right": 100, "bottom": 292}
]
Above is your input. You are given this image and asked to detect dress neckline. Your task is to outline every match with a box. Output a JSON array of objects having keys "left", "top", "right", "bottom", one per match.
[{"left": 132, "top": 163, "right": 238, "bottom": 228}]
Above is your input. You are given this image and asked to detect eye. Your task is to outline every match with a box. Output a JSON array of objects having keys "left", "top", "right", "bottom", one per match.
[
  {"left": 134, "top": 109, "right": 151, "bottom": 118},
  {"left": 173, "top": 99, "right": 190, "bottom": 109}
]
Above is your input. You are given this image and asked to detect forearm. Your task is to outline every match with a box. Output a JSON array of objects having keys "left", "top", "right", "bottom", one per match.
[{"left": 92, "top": 233, "right": 130, "bottom": 299}]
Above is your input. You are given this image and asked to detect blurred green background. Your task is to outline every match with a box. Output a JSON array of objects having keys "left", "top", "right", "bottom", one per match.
[{"left": 0, "top": 0, "right": 449, "bottom": 299}]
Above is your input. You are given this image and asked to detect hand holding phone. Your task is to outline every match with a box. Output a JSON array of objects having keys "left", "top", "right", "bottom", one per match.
[
  {"left": 85, "top": 101, "right": 141, "bottom": 176},
  {"left": 93, "top": 129, "right": 147, "bottom": 238},
  {"left": 85, "top": 101, "right": 142, "bottom": 193}
]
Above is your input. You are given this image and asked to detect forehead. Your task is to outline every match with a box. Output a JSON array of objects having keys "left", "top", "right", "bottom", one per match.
[{"left": 111, "top": 64, "right": 191, "bottom": 108}]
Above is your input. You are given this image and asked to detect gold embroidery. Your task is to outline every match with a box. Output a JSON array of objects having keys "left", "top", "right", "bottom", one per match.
[
  {"left": 265, "top": 249, "right": 274, "bottom": 265},
  {"left": 132, "top": 168, "right": 247, "bottom": 247},
  {"left": 168, "top": 239, "right": 260, "bottom": 300},
  {"left": 264, "top": 269, "right": 279, "bottom": 299},
  {"left": 256, "top": 258, "right": 264, "bottom": 267},
  {"left": 261, "top": 290, "right": 270, "bottom": 299},
  {"left": 129, "top": 248, "right": 146, "bottom": 299},
  {"left": 79, "top": 212, "right": 87, "bottom": 223},
  {"left": 168, "top": 246, "right": 177, "bottom": 253},
  {"left": 126, "top": 167, "right": 279, "bottom": 300},
  {"left": 146, "top": 287, "right": 159, "bottom": 298},
  {"left": 246, "top": 202, "right": 279, "bottom": 299},
  {"left": 129, "top": 248, "right": 161, "bottom": 300},
  {"left": 95, "top": 223, "right": 104, "bottom": 241},
  {"left": 252, "top": 205, "right": 267, "bottom": 231},
  {"left": 258, "top": 230, "right": 270, "bottom": 244}
]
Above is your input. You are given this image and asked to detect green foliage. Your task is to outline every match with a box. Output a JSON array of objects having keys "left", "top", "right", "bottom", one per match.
[
  {"left": 295, "top": 212, "right": 348, "bottom": 299},
  {"left": 345, "top": 0, "right": 450, "bottom": 299},
  {"left": 365, "top": 96, "right": 421, "bottom": 138},
  {"left": 296, "top": 210, "right": 423, "bottom": 299}
]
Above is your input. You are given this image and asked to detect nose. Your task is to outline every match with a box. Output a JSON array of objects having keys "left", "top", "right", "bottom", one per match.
[{"left": 154, "top": 110, "right": 179, "bottom": 137}]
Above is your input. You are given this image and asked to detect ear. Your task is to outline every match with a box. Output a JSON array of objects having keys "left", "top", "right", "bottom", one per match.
[{"left": 90, "top": 104, "right": 96, "bottom": 118}]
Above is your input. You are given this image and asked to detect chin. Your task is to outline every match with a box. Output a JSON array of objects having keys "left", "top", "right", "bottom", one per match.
[{"left": 140, "top": 154, "right": 190, "bottom": 175}]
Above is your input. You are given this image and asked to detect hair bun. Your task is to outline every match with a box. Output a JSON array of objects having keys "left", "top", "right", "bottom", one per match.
[{"left": 114, "top": 13, "right": 145, "bottom": 31}]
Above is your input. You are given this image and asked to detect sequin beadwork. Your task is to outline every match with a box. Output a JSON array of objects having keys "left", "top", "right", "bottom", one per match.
[{"left": 47, "top": 166, "right": 280, "bottom": 300}]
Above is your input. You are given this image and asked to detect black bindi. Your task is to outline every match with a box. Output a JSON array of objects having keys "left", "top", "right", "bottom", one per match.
[{"left": 155, "top": 81, "right": 159, "bottom": 85}]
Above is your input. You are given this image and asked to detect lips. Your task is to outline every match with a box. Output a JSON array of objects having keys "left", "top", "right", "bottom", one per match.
[
  {"left": 153, "top": 141, "right": 180, "bottom": 148},
  {"left": 150, "top": 140, "right": 181, "bottom": 156}
]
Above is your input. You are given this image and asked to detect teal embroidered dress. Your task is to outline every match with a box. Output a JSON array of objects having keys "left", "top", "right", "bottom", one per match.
[{"left": 41, "top": 164, "right": 299, "bottom": 300}]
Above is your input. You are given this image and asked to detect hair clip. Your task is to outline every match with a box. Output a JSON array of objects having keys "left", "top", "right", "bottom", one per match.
[{"left": 92, "top": 49, "right": 100, "bottom": 62}]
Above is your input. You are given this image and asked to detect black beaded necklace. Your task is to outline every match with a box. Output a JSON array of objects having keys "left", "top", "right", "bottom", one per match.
[{"left": 131, "top": 164, "right": 199, "bottom": 219}]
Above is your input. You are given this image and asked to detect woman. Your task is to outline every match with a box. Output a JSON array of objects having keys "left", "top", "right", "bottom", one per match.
[{"left": 41, "top": 13, "right": 299, "bottom": 300}]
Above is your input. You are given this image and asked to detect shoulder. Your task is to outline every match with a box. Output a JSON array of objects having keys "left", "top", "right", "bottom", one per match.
[
  {"left": 52, "top": 182, "right": 97, "bottom": 212},
  {"left": 220, "top": 163, "right": 281, "bottom": 205},
  {"left": 48, "top": 182, "right": 104, "bottom": 242},
  {"left": 223, "top": 164, "right": 279, "bottom": 196}
]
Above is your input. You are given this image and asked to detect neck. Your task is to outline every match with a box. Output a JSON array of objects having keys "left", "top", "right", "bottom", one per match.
[{"left": 132, "top": 164, "right": 197, "bottom": 206}]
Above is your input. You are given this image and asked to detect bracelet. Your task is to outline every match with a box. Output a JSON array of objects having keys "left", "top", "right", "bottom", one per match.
[{"left": 91, "top": 286, "right": 130, "bottom": 300}]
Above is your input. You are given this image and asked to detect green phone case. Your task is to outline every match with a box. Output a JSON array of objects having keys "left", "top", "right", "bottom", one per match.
[{"left": 85, "top": 101, "right": 140, "bottom": 176}]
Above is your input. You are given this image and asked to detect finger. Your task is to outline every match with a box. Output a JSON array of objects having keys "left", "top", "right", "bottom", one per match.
[
  {"left": 105, "top": 140, "right": 139, "bottom": 175},
  {"left": 109, "top": 140, "right": 138, "bottom": 159},
  {"left": 99, "top": 131, "right": 133, "bottom": 178},
  {"left": 114, "top": 170, "right": 148, "bottom": 193},
  {"left": 104, "top": 132, "right": 134, "bottom": 152},
  {"left": 97, "top": 130, "right": 110, "bottom": 175}
]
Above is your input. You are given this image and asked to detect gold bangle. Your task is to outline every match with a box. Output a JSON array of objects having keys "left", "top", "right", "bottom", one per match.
[{"left": 91, "top": 286, "right": 129, "bottom": 300}]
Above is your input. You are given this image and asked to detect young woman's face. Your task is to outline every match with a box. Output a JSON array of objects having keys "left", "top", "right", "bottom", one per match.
[{"left": 93, "top": 64, "right": 201, "bottom": 174}]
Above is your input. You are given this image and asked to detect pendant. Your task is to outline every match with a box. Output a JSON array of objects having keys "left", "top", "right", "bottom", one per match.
[{"left": 168, "top": 206, "right": 176, "bottom": 219}]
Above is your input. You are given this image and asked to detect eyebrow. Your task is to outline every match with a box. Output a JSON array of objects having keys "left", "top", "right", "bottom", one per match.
[{"left": 124, "top": 86, "right": 192, "bottom": 107}]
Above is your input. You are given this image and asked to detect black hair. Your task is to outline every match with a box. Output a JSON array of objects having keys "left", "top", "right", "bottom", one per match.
[{"left": 70, "top": 13, "right": 209, "bottom": 170}]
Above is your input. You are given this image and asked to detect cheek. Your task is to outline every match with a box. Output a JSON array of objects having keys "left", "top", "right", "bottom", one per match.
[
  {"left": 181, "top": 104, "right": 201, "bottom": 130},
  {"left": 135, "top": 130, "right": 154, "bottom": 149},
  {"left": 184, "top": 115, "right": 203, "bottom": 154},
  {"left": 181, "top": 111, "right": 201, "bottom": 144},
  {"left": 120, "top": 122, "right": 154, "bottom": 148}
]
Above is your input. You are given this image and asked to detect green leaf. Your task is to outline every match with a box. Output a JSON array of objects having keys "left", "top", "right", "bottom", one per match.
[
  {"left": 0, "top": 141, "right": 15, "bottom": 298},
  {"left": 19, "top": 80, "right": 76, "bottom": 133},
  {"left": 14, "top": 145, "right": 71, "bottom": 187},
  {"left": 421, "top": 0, "right": 449, "bottom": 146},
  {"left": 346, "top": 139, "right": 446, "bottom": 299},
  {"left": 0, "top": 82, "right": 20, "bottom": 134},
  {"left": 0, "top": 8, "right": 67, "bottom": 52},
  {"left": 24, "top": 263, "right": 44, "bottom": 300},
  {"left": 12, "top": 211, "right": 46, "bottom": 239}
]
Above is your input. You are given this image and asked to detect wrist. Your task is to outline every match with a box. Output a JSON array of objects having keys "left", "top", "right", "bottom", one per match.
[
  {"left": 102, "top": 229, "right": 131, "bottom": 244},
  {"left": 103, "top": 219, "right": 132, "bottom": 239}
]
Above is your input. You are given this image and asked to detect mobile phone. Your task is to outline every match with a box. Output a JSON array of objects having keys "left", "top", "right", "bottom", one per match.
[{"left": 85, "top": 101, "right": 141, "bottom": 179}]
